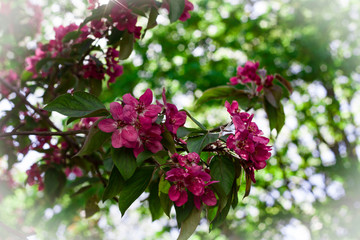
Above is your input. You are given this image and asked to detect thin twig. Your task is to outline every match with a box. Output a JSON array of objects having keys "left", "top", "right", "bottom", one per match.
[{"left": 0, "top": 130, "right": 88, "bottom": 138}]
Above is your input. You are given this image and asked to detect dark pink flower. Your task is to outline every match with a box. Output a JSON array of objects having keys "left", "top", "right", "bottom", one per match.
[
  {"left": 165, "top": 152, "right": 217, "bottom": 208},
  {"left": 179, "top": 0, "right": 194, "bottom": 22},
  {"left": 230, "top": 61, "right": 275, "bottom": 93},
  {"left": 98, "top": 102, "right": 139, "bottom": 148},
  {"left": 160, "top": 88, "right": 187, "bottom": 134},
  {"left": 225, "top": 101, "right": 272, "bottom": 181},
  {"left": 110, "top": 1, "right": 142, "bottom": 38},
  {"left": 26, "top": 163, "right": 44, "bottom": 191},
  {"left": 65, "top": 167, "right": 83, "bottom": 178}
]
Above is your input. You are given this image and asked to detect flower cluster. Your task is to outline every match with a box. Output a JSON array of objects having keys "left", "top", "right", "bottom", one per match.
[
  {"left": 98, "top": 89, "right": 163, "bottom": 157},
  {"left": 25, "top": 24, "right": 89, "bottom": 78},
  {"left": 165, "top": 153, "right": 217, "bottom": 209},
  {"left": 110, "top": 1, "right": 142, "bottom": 39},
  {"left": 225, "top": 100, "right": 272, "bottom": 181},
  {"left": 160, "top": 89, "right": 187, "bottom": 135},
  {"left": 26, "top": 163, "right": 44, "bottom": 191},
  {"left": 230, "top": 61, "right": 274, "bottom": 92}
]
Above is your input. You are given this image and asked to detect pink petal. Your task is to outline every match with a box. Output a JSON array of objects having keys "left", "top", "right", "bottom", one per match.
[
  {"left": 98, "top": 119, "right": 117, "bottom": 133},
  {"left": 168, "top": 185, "right": 180, "bottom": 201},
  {"left": 110, "top": 102, "right": 123, "bottom": 121},
  {"left": 139, "top": 88, "right": 153, "bottom": 106},
  {"left": 202, "top": 189, "right": 217, "bottom": 206},
  {"left": 121, "top": 125, "right": 138, "bottom": 143},
  {"left": 194, "top": 196, "right": 202, "bottom": 210},
  {"left": 122, "top": 93, "right": 138, "bottom": 106},
  {"left": 175, "top": 190, "right": 188, "bottom": 207},
  {"left": 111, "top": 129, "right": 124, "bottom": 148},
  {"left": 147, "top": 140, "right": 163, "bottom": 153}
]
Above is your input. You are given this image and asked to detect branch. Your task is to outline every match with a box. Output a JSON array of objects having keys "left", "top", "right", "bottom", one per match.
[{"left": 0, "top": 130, "right": 88, "bottom": 138}]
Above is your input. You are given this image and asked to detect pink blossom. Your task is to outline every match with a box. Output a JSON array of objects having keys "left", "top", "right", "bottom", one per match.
[
  {"left": 98, "top": 89, "right": 163, "bottom": 157},
  {"left": 225, "top": 101, "right": 272, "bottom": 181},
  {"left": 179, "top": 0, "right": 194, "bottom": 22},
  {"left": 160, "top": 88, "right": 187, "bottom": 134},
  {"left": 110, "top": 1, "right": 142, "bottom": 38},
  {"left": 106, "top": 48, "right": 124, "bottom": 85},
  {"left": 165, "top": 152, "right": 217, "bottom": 209},
  {"left": 229, "top": 61, "right": 274, "bottom": 93},
  {"left": 26, "top": 163, "right": 44, "bottom": 191},
  {"left": 98, "top": 102, "right": 139, "bottom": 149}
]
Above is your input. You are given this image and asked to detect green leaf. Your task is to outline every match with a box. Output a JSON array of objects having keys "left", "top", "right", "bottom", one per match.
[
  {"left": 85, "top": 195, "right": 100, "bottom": 218},
  {"left": 119, "top": 31, "right": 134, "bottom": 60},
  {"left": 207, "top": 206, "right": 218, "bottom": 222},
  {"left": 159, "top": 192, "right": 173, "bottom": 218},
  {"left": 159, "top": 175, "right": 171, "bottom": 194},
  {"left": 169, "top": 0, "right": 185, "bottom": 23},
  {"left": 118, "top": 166, "right": 154, "bottom": 216},
  {"left": 187, "top": 132, "right": 219, "bottom": 154},
  {"left": 264, "top": 98, "right": 285, "bottom": 133},
  {"left": 210, "top": 155, "right": 235, "bottom": 196},
  {"left": 102, "top": 167, "right": 125, "bottom": 201},
  {"left": 145, "top": 7, "right": 158, "bottom": 31},
  {"left": 44, "top": 91, "right": 108, "bottom": 117},
  {"left": 21, "top": 70, "right": 33, "bottom": 82},
  {"left": 108, "top": 28, "right": 124, "bottom": 46},
  {"left": 175, "top": 195, "right": 194, "bottom": 228},
  {"left": 181, "top": 110, "right": 207, "bottom": 131},
  {"left": 44, "top": 168, "right": 66, "bottom": 201},
  {"left": 89, "top": 77, "right": 103, "bottom": 97},
  {"left": 75, "top": 118, "right": 111, "bottom": 157},
  {"left": 196, "top": 86, "right": 248, "bottom": 105},
  {"left": 177, "top": 127, "right": 206, "bottom": 138},
  {"left": 149, "top": 182, "right": 163, "bottom": 221},
  {"left": 275, "top": 74, "right": 293, "bottom": 93},
  {"left": 177, "top": 207, "right": 201, "bottom": 240},
  {"left": 112, "top": 148, "right": 137, "bottom": 180},
  {"left": 136, "top": 150, "right": 154, "bottom": 166},
  {"left": 161, "top": 129, "right": 176, "bottom": 154},
  {"left": 71, "top": 38, "right": 94, "bottom": 60},
  {"left": 243, "top": 171, "right": 252, "bottom": 199},
  {"left": 62, "top": 30, "right": 82, "bottom": 43},
  {"left": 210, "top": 196, "right": 231, "bottom": 230}
]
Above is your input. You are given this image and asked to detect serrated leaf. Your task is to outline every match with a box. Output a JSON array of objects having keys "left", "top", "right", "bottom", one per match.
[
  {"left": 169, "top": 0, "right": 185, "bottom": 23},
  {"left": 112, "top": 148, "right": 137, "bottom": 180},
  {"left": 44, "top": 91, "right": 108, "bottom": 117},
  {"left": 118, "top": 166, "right": 154, "bottom": 216},
  {"left": 210, "top": 155, "right": 235, "bottom": 196},
  {"left": 187, "top": 132, "right": 218, "bottom": 154},
  {"left": 102, "top": 167, "right": 125, "bottom": 201},
  {"left": 177, "top": 207, "right": 201, "bottom": 240},
  {"left": 119, "top": 31, "right": 134, "bottom": 60},
  {"left": 210, "top": 196, "right": 231, "bottom": 230}
]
